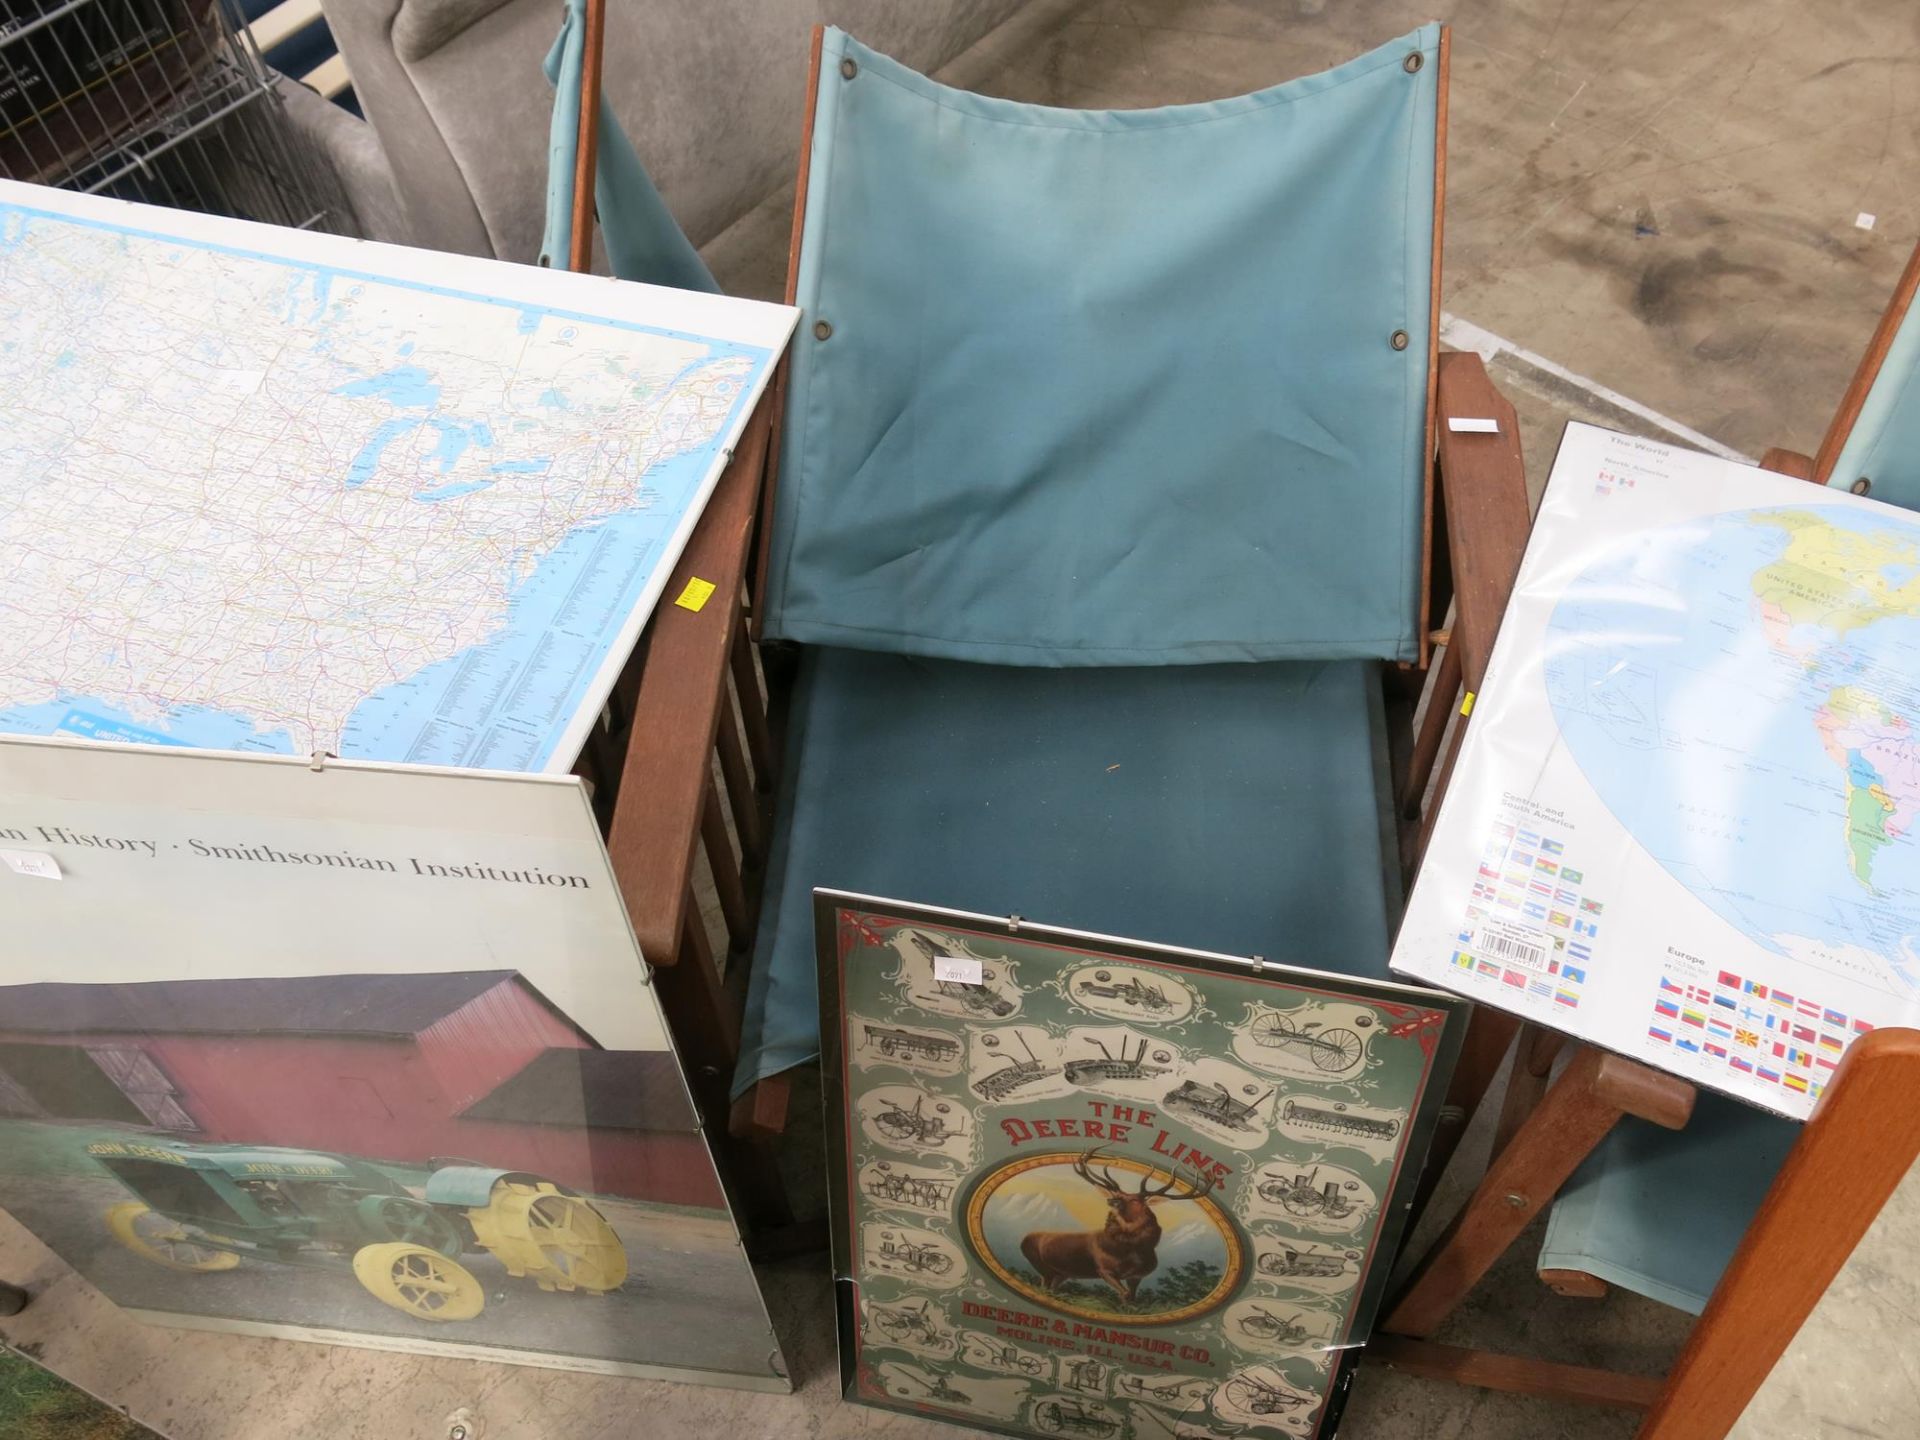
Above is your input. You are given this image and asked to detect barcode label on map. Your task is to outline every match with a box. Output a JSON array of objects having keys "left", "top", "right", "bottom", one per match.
[{"left": 1475, "top": 918, "right": 1548, "bottom": 971}]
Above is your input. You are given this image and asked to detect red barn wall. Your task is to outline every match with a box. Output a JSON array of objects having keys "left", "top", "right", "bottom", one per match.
[
  {"left": 413, "top": 980, "right": 587, "bottom": 1112},
  {"left": 0, "top": 1029, "right": 724, "bottom": 1210}
]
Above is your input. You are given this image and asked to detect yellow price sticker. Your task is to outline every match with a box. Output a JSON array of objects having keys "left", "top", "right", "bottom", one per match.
[
  {"left": 1460, "top": 690, "right": 1476, "bottom": 718},
  {"left": 674, "top": 577, "right": 718, "bottom": 613}
]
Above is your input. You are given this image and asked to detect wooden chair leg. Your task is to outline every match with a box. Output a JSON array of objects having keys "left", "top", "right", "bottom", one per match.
[
  {"left": 1408, "top": 1005, "right": 1521, "bottom": 1229},
  {"left": 655, "top": 901, "right": 742, "bottom": 1091},
  {"left": 651, "top": 904, "right": 803, "bottom": 1234},
  {"left": 715, "top": 709, "right": 766, "bottom": 859},
  {"left": 700, "top": 774, "right": 751, "bottom": 946},
  {"left": 1386, "top": 1044, "right": 1694, "bottom": 1338},
  {"left": 1636, "top": 1028, "right": 1920, "bottom": 1440},
  {"left": 729, "top": 1073, "right": 792, "bottom": 1142},
  {"left": 730, "top": 613, "right": 776, "bottom": 794},
  {"left": 726, "top": 1076, "right": 808, "bottom": 1241},
  {"left": 1368, "top": 1335, "right": 1660, "bottom": 1410},
  {"left": 1540, "top": 1268, "right": 1610, "bottom": 1299},
  {"left": 1400, "top": 637, "right": 1461, "bottom": 819},
  {"left": 1491, "top": 1023, "right": 1563, "bottom": 1156}
]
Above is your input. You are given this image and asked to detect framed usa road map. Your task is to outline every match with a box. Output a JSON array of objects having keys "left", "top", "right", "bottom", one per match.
[{"left": 818, "top": 893, "right": 1466, "bottom": 1440}]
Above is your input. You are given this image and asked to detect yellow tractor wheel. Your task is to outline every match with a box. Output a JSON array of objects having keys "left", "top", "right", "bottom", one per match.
[
  {"left": 104, "top": 1202, "right": 240, "bottom": 1273},
  {"left": 350, "top": 1242, "right": 486, "bottom": 1322},
  {"left": 466, "top": 1180, "right": 627, "bottom": 1294}
]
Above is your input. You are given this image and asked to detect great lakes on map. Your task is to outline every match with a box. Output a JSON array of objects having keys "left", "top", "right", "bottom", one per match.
[{"left": 0, "top": 181, "right": 791, "bottom": 772}]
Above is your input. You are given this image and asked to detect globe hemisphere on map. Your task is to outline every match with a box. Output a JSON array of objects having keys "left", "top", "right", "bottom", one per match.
[{"left": 1543, "top": 504, "right": 1920, "bottom": 996}]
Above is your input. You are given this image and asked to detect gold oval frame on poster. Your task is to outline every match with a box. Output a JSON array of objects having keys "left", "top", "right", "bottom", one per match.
[{"left": 963, "top": 1150, "right": 1247, "bottom": 1326}]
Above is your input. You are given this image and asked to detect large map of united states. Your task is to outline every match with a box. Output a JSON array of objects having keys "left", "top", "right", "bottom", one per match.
[{"left": 0, "top": 188, "right": 780, "bottom": 772}]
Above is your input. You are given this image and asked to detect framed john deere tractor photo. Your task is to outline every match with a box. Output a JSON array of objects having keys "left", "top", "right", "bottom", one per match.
[
  {"left": 819, "top": 893, "right": 1468, "bottom": 1440},
  {"left": 0, "top": 737, "right": 788, "bottom": 1391}
]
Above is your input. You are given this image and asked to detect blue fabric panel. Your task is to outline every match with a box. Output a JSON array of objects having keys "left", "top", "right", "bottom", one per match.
[
  {"left": 733, "top": 649, "right": 1401, "bottom": 1094},
  {"left": 761, "top": 26, "right": 1440, "bottom": 666},
  {"left": 1538, "top": 1091, "right": 1797, "bottom": 1315},
  {"left": 540, "top": 0, "right": 717, "bottom": 292},
  {"left": 1830, "top": 296, "right": 1920, "bottom": 511}
]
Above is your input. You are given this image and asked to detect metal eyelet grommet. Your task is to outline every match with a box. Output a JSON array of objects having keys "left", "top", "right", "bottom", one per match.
[
  {"left": 814, "top": 320, "right": 833, "bottom": 341},
  {"left": 1852, "top": 477, "right": 1872, "bottom": 495},
  {"left": 1404, "top": 52, "right": 1424, "bottom": 73},
  {"left": 840, "top": 57, "right": 858, "bottom": 80},
  {"left": 1390, "top": 329, "right": 1411, "bottom": 351}
]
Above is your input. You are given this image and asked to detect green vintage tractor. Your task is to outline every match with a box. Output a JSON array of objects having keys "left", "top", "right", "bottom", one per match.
[{"left": 86, "top": 1138, "right": 627, "bottom": 1323}]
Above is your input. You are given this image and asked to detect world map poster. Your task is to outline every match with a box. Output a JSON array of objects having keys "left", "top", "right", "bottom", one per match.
[
  {"left": 818, "top": 894, "right": 1465, "bottom": 1440},
  {"left": 0, "top": 178, "right": 794, "bottom": 773},
  {"left": 1394, "top": 421, "right": 1920, "bottom": 1121}
]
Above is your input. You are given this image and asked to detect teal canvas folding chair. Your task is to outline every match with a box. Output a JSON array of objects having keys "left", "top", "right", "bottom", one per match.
[
  {"left": 540, "top": 0, "right": 717, "bottom": 290},
  {"left": 589, "top": 22, "right": 1537, "bottom": 1241},
  {"left": 728, "top": 27, "right": 1532, "bottom": 1132},
  {"left": 1376, "top": 236, "right": 1920, "bottom": 1415}
]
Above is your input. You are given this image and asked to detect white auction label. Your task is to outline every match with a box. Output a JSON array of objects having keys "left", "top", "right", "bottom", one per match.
[
  {"left": 0, "top": 848, "right": 62, "bottom": 880},
  {"left": 1447, "top": 417, "right": 1501, "bottom": 433},
  {"left": 933, "top": 955, "right": 984, "bottom": 985}
]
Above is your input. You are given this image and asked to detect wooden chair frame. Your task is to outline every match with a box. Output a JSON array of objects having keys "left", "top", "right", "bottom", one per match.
[
  {"left": 1635, "top": 1026, "right": 1920, "bottom": 1438},
  {"left": 1367, "top": 234, "right": 1920, "bottom": 1415},
  {"left": 562, "top": 25, "right": 1536, "bottom": 1239}
]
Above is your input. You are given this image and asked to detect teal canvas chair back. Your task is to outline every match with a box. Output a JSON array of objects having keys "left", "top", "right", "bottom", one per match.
[
  {"left": 1818, "top": 240, "right": 1920, "bottom": 509},
  {"left": 760, "top": 25, "right": 1447, "bottom": 666},
  {"left": 540, "top": 0, "right": 718, "bottom": 293}
]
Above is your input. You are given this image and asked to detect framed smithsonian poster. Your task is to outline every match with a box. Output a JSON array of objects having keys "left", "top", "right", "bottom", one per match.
[
  {"left": 0, "top": 736, "right": 787, "bottom": 1391},
  {"left": 817, "top": 893, "right": 1467, "bottom": 1440}
]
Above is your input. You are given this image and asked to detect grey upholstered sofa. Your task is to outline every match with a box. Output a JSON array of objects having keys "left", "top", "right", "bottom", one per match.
[{"left": 288, "top": 0, "right": 1037, "bottom": 282}]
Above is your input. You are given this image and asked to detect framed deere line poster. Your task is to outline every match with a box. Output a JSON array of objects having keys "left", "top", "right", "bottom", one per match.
[{"left": 818, "top": 892, "right": 1467, "bottom": 1440}]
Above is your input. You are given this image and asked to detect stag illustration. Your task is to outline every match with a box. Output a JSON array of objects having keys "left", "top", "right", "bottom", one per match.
[{"left": 1019, "top": 1147, "right": 1211, "bottom": 1302}]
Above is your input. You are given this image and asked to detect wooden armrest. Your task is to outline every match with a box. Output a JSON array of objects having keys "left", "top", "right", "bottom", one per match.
[
  {"left": 1758, "top": 446, "right": 1817, "bottom": 482},
  {"left": 604, "top": 406, "right": 772, "bottom": 965},
  {"left": 1434, "top": 351, "right": 1531, "bottom": 691}
]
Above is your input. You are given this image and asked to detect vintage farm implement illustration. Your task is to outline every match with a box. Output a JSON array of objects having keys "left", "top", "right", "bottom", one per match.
[
  {"left": 876, "top": 1232, "right": 955, "bottom": 1275},
  {"left": 1162, "top": 1079, "right": 1274, "bottom": 1131},
  {"left": 1250, "top": 1013, "right": 1364, "bottom": 1073},
  {"left": 864, "top": 1167, "right": 955, "bottom": 1211},
  {"left": 872, "top": 1297, "right": 948, "bottom": 1347},
  {"left": 973, "top": 1031, "right": 1060, "bottom": 1101},
  {"left": 965, "top": 1337, "right": 1046, "bottom": 1375},
  {"left": 1226, "top": 1373, "right": 1317, "bottom": 1416},
  {"left": 1117, "top": 1374, "right": 1208, "bottom": 1403},
  {"left": 1033, "top": 1398, "right": 1121, "bottom": 1437},
  {"left": 86, "top": 1139, "right": 626, "bottom": 1323},
  {"left": 1064, "top": 1356, "right": 1110, "bottom": 1391},
  {"left": 1062, "top": 1036, "right": 1169, "bottom": 1085},
  {"left": 1237, "top": 1306, "right": 1316, "bottom": 1346},
  {"left": 1281, "top": 1098, "right": 1401, "bottom": 1141},
  {"left": 1256, "top": 1243, "right": 1351, "bottom": 1279},
  {"left": 894, "top": 1368, "right": 973, "bottom": 1406},
  {"left": 864, "top": 1023, "right": 962, "bottom": 1064},
  {"left": 1074, "top": 971, "right": 1173, "bottom": 1013},
  {"left": 906, "top": 930, "right": 1017, "bottom": 1016},
  {"left": 873, "top": 1095, "right": 966, "bottom": 1146},
  {"left": 1257, "top": 1168, "right": 1361, "bottom": 1220}
]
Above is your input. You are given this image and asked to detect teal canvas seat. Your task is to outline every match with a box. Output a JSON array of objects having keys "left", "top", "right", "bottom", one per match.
[
  {"left": 1823, "top": 267, "right": 1920, "bottom": 509},
  {"left": 1538, "top": 1093, "right": 1798, "bottom": 1314},
  {"left": 736, "top": 650, "right": 1401, "bottom": 1090},
  {"left": 540, "top": 0, "right": 718, "bottom": 291},
  {"left": 731, "top": 23, "right": 1449, "bottom": 1101}
]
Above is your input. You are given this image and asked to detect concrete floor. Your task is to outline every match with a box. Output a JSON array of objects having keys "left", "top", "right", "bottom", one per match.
[{"left": 7, "top": 0, "right": 1919, "bottom": 1435}]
